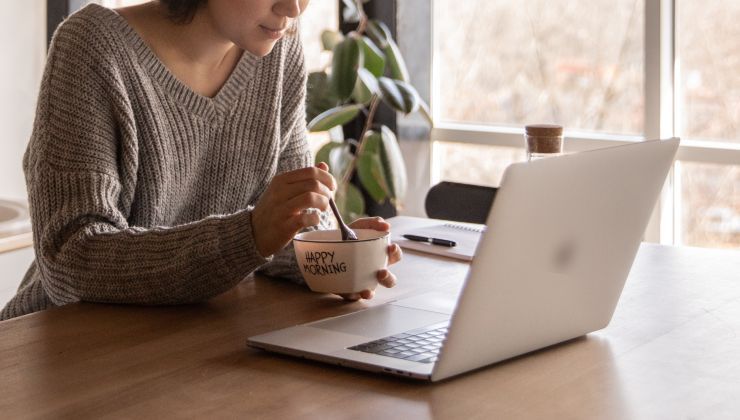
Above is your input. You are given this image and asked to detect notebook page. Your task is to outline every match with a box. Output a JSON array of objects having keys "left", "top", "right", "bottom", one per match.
[{"left": 394, "top": 223, "right": 485, "bottom": 261}]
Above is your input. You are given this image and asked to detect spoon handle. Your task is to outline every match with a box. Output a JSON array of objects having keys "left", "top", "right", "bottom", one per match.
[{"left": 328, "top": 198, "right": 358, "bottom": 241}]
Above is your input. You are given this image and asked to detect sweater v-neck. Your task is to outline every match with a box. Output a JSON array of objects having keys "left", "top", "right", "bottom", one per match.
[{"left": 88, "top": 3, "right": 259, "bottom": 123}]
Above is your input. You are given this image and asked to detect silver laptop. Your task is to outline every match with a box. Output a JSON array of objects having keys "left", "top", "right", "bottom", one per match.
[{"left": 248, "top": 138, "right": 680, "bottom": 382}]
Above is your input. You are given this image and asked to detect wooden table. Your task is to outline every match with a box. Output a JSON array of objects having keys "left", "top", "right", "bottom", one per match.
[{"left": 2, "top": 222, "right": 740, "bottom": 418}]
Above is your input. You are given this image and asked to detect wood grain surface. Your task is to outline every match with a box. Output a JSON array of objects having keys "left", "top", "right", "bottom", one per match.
[{"left": 1, "top": 232, "right": 739, "bottom": 418}]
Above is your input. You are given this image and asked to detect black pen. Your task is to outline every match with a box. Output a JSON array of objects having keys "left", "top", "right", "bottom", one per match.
[{"left": 402, "top": 234, "right": 457, "bottom": 247}]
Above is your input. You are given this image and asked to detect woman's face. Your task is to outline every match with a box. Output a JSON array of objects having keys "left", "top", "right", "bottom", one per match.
[{"left": 205, "top": 0, "right": 310, "bottom": 57}]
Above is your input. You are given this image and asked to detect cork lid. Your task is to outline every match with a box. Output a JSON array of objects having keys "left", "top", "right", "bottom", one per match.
[{"left": 525, "top": 124, "right": 563, "bottom": 136}]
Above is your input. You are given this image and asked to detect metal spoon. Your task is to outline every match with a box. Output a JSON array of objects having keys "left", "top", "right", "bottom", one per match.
[{"left": 328, "top": 198, "right": 358, "bottom": 241}]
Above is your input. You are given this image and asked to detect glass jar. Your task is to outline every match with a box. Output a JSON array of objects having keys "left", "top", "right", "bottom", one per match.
[{"left": 524, "top": 124, "right": 564, "bottom": 161}]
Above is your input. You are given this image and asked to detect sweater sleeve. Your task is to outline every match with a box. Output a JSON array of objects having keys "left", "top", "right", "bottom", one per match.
[
  {"left": 24, "top": 14, "right": 270, "bottom": 307},
  {"left": 257, "top": 32, "right": 334, "bottom": 283}
]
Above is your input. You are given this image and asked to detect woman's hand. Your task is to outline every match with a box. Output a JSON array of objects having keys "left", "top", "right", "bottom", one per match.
[
  {"left": 252, "top": 162, "right": 335, "bottom": 258},
  {"left": 337, "top": 216, "right": 403, "bottom": 301}
]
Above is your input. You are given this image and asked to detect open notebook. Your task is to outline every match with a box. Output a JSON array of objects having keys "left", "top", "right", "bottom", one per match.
[{"left": 392, "top": 221, "right": 485, "bottom": 261}]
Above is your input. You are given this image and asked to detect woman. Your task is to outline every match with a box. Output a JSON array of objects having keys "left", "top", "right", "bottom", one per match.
[{"left": 1, "top": 0, "right": 401, "bottom": 320}]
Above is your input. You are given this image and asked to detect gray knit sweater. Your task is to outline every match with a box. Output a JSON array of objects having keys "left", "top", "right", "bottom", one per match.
[{"left": 1, "top": 4, "right": 329, "bottom": 320}]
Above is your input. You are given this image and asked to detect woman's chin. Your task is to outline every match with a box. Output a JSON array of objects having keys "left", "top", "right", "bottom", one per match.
[{"left": 242, "top": 41, "right": 278, "bottom": 58}]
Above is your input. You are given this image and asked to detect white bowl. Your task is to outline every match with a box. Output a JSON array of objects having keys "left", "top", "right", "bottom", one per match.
[{"left": 293, "top": 229, "right": 390, "bottom": 294}]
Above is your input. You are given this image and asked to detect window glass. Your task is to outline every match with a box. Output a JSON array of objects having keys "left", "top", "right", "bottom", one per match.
[
  {"left": 676, "top": 1, "right": 740, "bottom": 143},
  {"left": 434, "top": 142, "right": 525, "bottom": 188},
  {"left": 433, "top": 0, "right": 644, "bottom": 136},
  {"left": 676, "top": 1, "right": 739, "bottom": 248},
  {"left": 679, "top": 162, "right": 739, "bottom": 248},
  {"left": 299, "top": 0, "right": 337, "bottom": 73}
]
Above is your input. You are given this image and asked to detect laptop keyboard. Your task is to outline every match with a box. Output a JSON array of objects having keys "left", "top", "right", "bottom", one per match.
[{"left": 348, "top": 322, "right": 449, "bottom": 364}]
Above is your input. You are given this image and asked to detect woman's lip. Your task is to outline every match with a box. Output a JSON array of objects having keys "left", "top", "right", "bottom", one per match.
[{"left": 260, "top": 25, "right": 285, "bottom": 39}]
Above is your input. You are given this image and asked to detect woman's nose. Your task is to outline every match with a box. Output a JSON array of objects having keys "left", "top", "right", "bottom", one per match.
[{"left": 274, "top": 0, "right": 303, "bottom": 19}]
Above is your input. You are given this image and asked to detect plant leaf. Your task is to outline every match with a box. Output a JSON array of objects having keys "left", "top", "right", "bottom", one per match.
[
  {"left": 366, "top": 19, "right": 391, "bottom": 49},
  {"left": 378, "top": 77, "right": 419, "bottom": 114},
  {"left": 377, "top": 77, "right": 403, "bottom": 111},
  {"left": 307, "top": 104, "right": 363, "bottom": 132},
  {"left": 353, "top": 68, "right": 381, "bottom": 104},
  {"left": 335, "top": 182, "right": 365, "bottom": 223},
  {"left": 378, "top": 126, "right": 407, "bottom": 201},
  {"left": 360, "top": 128, "right": 406, "bottom": 202},
  {"left": 358, "top": 154, "right": 390, "bottom": 203},
  {"left": 330, "top": 35, "right": 363, "bottom": 101},
  {"left": 357, "top": 134, "right": 391, "bottom": 203},
  {"left": 321, "top": 30, "right": 344, "bottom": 51},
  {"left": 359, "top": 36, "right": 386, "bottom": 77},
  {"left": 352, "top": 76, "right": 373, "bottom": 105},
  {"left": 315, "top": 142, "right": 354, "bottom": 193},
  {"left": 314, "top": 141, "right": 343, "bottom": 167},
  {"left": 384, "top": 38, "right": 410, "bottom": 82},
  {"left": 306, "top": 71, "right": 338, "bottom": 122},
  {"left": 395, "top": 80, "right": 421, "bottom": 113},
  {"left": 328, "top": 143, "right": 354, "bottom": 181},
  {"left": 357, "top": 68, "right": 380, "bottom": 95}
]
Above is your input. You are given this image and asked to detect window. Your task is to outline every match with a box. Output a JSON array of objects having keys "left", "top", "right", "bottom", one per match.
[
  {"left": 674, "top": 1, "right": 740, "bottom": 248},
  {"left": 434, "top": 0, "right": 644, "bottom": 136},
  {"left": 427, "top": 0, "right": 740, "bottom": 249}
]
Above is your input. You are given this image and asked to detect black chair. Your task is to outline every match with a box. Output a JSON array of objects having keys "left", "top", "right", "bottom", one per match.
[{"left": 424, "top": 181, "right": 497, "bottom": 224}]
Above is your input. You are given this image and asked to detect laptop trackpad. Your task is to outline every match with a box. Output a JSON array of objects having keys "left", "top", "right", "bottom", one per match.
[
  {"left": 391, "top": 291, "right": 458, "bottom": 315},
  {"left": 310, "top": 305, "right": 449, "bottom": 338}
]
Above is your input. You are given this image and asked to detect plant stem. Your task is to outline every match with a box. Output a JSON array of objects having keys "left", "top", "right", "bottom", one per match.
[
  {"left": 355, "top": 0, "right": 367, "bottom": 35},
  {"left": 342, "top": 95, "right": 380, "bottom": 187}
]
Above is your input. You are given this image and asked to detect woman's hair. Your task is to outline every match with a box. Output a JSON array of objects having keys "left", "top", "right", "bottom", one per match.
[{"left": 159, "top": 0, "right": 207, "bottom": 24}]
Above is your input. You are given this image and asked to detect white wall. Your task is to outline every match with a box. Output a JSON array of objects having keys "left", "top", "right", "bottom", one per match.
[
  {"left": 0, "top": 246, "right": 35, "bottom": 309},
  {"left": 0, "top": 0, "right": 46, "bottom": 201}
]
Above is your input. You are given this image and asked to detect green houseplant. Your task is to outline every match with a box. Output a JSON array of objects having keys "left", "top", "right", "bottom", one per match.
[{"left": 306, "top": 0, "right": 432, "bottom": 221}]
